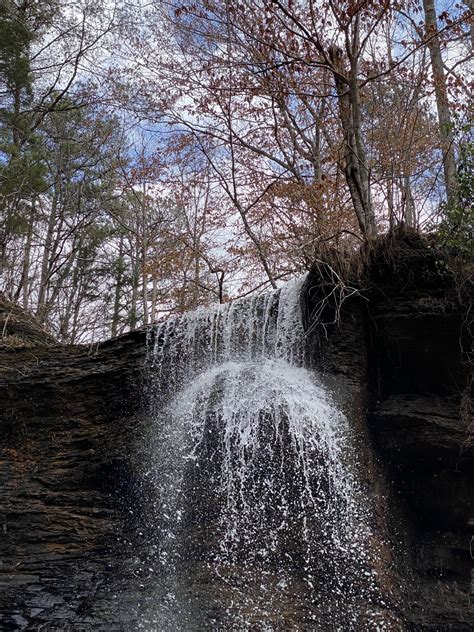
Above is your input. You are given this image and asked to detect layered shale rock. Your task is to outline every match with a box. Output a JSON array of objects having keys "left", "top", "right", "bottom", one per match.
[
  {"left": 367, "top": 238, "right": 472, "bottom": 630},
  {"left": 304, "top": 232, "right": 472, "bottom": 629},
  {"left": 0, "top": 331, "right": 147, "bottom": 630}
]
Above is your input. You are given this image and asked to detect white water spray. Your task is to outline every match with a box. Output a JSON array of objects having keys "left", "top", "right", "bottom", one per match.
[{"left": 141, "top": 276, "right": 381, "bottom": 629}]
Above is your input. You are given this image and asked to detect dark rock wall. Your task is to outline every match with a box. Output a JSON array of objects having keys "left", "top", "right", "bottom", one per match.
[
  {"left": 305, "top": 299, "right": 407, "bottom": 628},
  {"left": 0, "top": 332, "right": 147, "bottom": 629},
  {"left": 303, "top": 237, "right": 473, "bottom": 630},
  {"left": 368, "top": 291, "right": 472, "bottom": 630}
]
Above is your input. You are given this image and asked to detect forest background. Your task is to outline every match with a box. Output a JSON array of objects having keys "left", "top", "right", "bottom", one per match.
[{"left": 0, "top": 0, "right": 472, "bottom": 343}]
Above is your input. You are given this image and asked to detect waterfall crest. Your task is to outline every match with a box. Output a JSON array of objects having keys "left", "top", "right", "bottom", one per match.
[
  {"left": 140, "top": 277, "right": 383, "bottom": 630},
  {"left": 148, "top": 278, "right": 305, "bottom": 395}
]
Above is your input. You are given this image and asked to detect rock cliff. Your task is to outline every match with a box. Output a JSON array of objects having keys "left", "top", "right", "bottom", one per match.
[
  {"left": 0, "top": 235, "right": 472, "bottom": 630},
  {"left": 304, "top": 233, "right": 472, "bottom": 629}
]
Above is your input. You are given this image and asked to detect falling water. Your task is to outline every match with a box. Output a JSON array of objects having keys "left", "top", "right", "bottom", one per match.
[{"left": 136, "top": 277, "right": 385, "bottom": 630}]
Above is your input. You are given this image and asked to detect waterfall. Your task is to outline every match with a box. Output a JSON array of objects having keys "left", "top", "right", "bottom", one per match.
[{"left": 137, "top": 277, "right": 384, "bottom": 630}]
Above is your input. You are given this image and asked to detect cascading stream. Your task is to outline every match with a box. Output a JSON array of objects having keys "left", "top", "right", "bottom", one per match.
[{"left": 138, "top": 276, "right": 385, "bottom": 630}]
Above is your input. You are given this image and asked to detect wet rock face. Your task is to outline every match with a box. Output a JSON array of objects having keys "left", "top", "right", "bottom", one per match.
[
  {"left": 0, "top": 333, "right": 147, "bottom": 630},
  {"left": 365, "top": 240, "right": 472, "bottom": 630},
  {"left": 368, "top": 292, "right": 473, "bottom": 630},
  {"left": 303, "top": 236, "right": 473, "bottom": 630}
]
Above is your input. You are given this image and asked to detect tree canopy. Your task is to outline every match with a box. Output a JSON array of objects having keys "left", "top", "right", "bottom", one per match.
[{"left": 0, "top": 0, "right": 472, "bottom": 342}]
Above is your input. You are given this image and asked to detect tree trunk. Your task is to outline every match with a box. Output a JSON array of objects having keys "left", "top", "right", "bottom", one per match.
[
  {"left": 129, "top": 240, "right": 140, "bottom": 331},
  {"left": 402, "top": 175, "right": 416, "bottom": 228},
  {"left": 37, "top": 193, "right": 59, "bottom": 322},
  {"left": 14, "top": 198, "right": 35, "bottom": 308},
  {"left": 141, "top": 190, "right": 148, "bottom": 326},
  {"left": 111, "top": 235, "right": 124, "bottom": 338},
  {"left": 422, "top": 0, "right": 458, "bottom": 207},
  {"left": 387, "top": 168, "right": 395, "bottom": 229},
  {"left": 150, "top": 275, "right": 158, "bottom": 324},
  {"left": 329, "top": 46, "right": 376, "bottom": 238}
]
